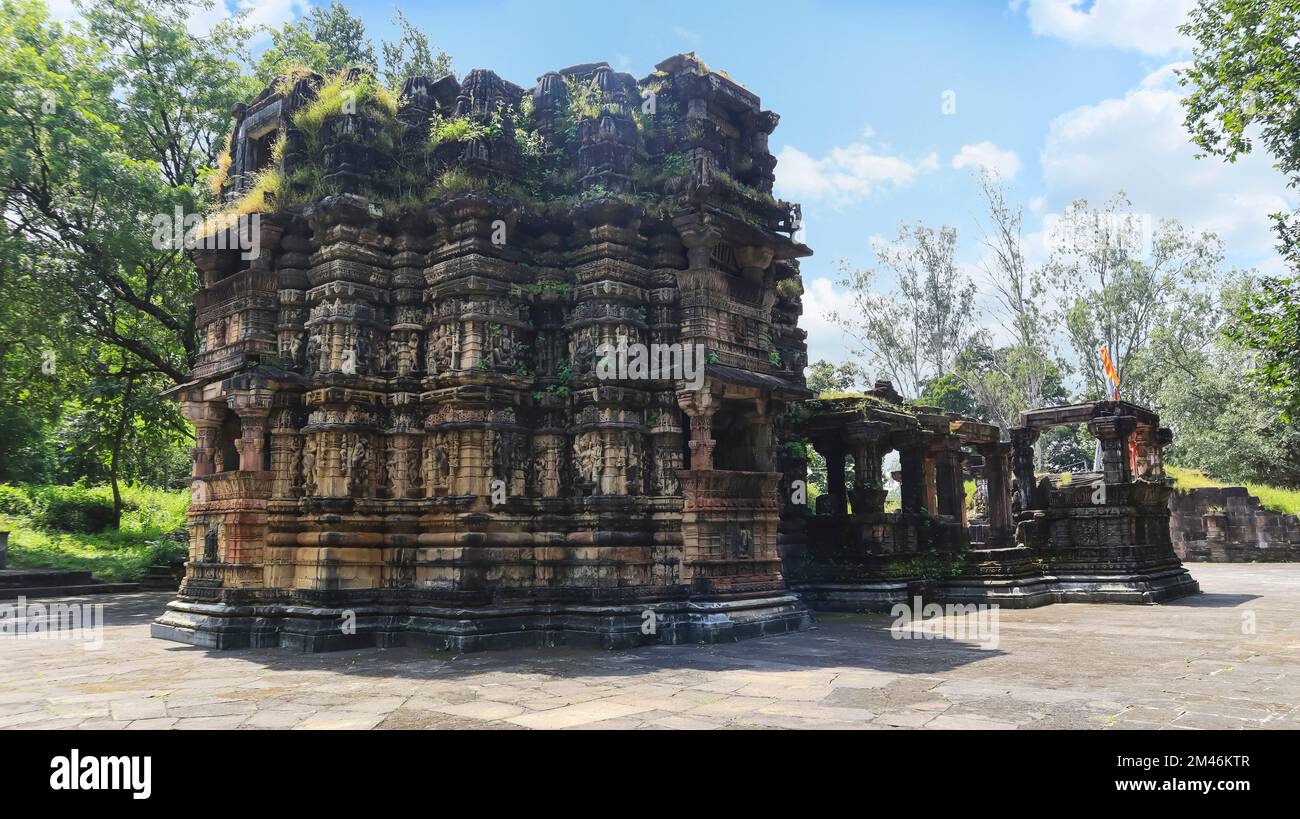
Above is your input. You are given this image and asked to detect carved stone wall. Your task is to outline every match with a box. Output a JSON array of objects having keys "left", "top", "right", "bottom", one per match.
[{"left": 154, "top": 54, "right": 813, "bottom": 652}]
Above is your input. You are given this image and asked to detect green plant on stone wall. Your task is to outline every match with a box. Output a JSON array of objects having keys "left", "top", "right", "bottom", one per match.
[{"left": 428, "top": 106, "right": 505, "bottom": 149}]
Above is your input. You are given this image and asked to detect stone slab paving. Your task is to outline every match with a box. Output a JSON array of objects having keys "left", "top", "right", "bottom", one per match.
[{"left": 1, "top": 564, "right": 1298, "bottom": 730}]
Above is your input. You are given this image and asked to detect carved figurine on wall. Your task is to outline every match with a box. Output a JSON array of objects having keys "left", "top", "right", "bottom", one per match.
[
  {"left": 349, "top": 434, "right": 370, "bottom": 494},
  {"left": 434, "top": 434, "right": 451, "bottom": 488},
  {"left": 406, "top": 444, "right": 422, "bottom": 497},
  {"left": 305, "top": 332, "right": 321, "bottom": 374},
  {"left": 289, "top": 435, "right": 304, "bottom": 490},
  {"left": 492, "top": 430, "right": 513, "bottom": 484},
  {"left": 397, "top": 333, "right": 419, "bottom": 376},
  {"left": 356, "top": 328, "right": 373, "bottom": 376},
  {"left": 203, "top": 523, "right": 219, "bottom": 563},
  {"left": 298, "top": 436, "right": 315, "bottom": 493}
]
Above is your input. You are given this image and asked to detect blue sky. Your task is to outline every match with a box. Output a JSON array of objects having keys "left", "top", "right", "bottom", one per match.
[{"left": 53, "top": 0, "right": 1296, "bottom": 371}]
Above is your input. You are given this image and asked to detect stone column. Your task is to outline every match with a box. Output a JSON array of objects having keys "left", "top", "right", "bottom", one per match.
[
  {"left": 979, "top": 441, "right": 1014, "bottom": 547},
  {"left": 191, "top": 424, "right": 219, "bottom": 477},
  {"left": 182, "top": 400, "right": 226, "bottom": 477},
  {"left": 1131, "top": 423, "right": 1157, "bottom": 480},
  {"left": 269, "top": 414, "right": 299, "bottom": 498},
  {"left": 1008, "top": 426, "right": 1040, "bottom": 513},
  {"left": 922, "top": 440, "right": 941, "bottom": 516},
  {"left": 675, "top": 215, "right": 723, "bottom": 271},
  {"left": 735, "top": 244, "right": 776, "bottom": 316},
  {"left": 896, "top": 432, "right": 930, "bottom": 514},
  {"left": 235, "top": 412, "right": 270, "bottom": 472},
  {"left": 847, "top": 424, "right": 887, "bottom": 517},
  {"left": 1088, "top": 415, "right": 1136, "bottom": 485},
  {"left": 678, "top": 388, "right": 718, "bottom": 471},
  {"left": 227, "top": 389, "right": 274, "bottom": 472},
  {"left": 934, "top": 437, "right": 966, "bottom": 521}
]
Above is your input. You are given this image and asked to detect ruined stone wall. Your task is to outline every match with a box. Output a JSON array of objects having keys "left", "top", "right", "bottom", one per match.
[{"left": 1169, "top": 486, "right": 1300, "bottom": 562}]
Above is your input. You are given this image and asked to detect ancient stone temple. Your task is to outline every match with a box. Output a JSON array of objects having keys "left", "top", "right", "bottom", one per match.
[
  {"left": 782, "top": 393, "right": 1199, "bottom": 608},
  {"left": 153, "top": 54, "right": 814, "bottom": 651}
]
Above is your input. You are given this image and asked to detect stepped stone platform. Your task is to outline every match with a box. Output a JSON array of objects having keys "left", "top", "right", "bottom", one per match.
[{"left": 0, "top": 569, "right": 140, "bottom": 600}]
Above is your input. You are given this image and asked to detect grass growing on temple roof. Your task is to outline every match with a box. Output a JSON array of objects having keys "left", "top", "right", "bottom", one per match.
[
  {"left": 1166, "top": 466, "right": 1300, "bottom": 516},
  {"left": 293, "top": 69, "right": 400, "bottom": 140},
  {"left": 223, "top": 165, "right": 283, "bottom": 217}
]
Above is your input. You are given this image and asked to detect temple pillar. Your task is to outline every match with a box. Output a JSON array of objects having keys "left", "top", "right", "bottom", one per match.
[
  {"left": 1008, "top": 426, "right": 1039, "bottom": 513},
  {"left": 1088, "top": 415, "right": 1136, "bottom": 485},
  {"left": 679, "top": 388, "right": 718, "bottom": 470},
  {"left": 269, "top": 416, "right": 299, "bottom": 498},
  {"left": 182, "top": 400, "right": 226, "bottom": 477},
  {"left": 979, "top": 441, "right": 1014, "bottom": 546},
  {"left": 922, "top": 442, "right": 940, "bottom": 516},
  {"left": 191, "top": 424, "right": 219, "bottom": 478},
  {"left": 675, "top": 214, "right": 723, "bottom": 271},
  {"left": 1131, "top": 423, "right": 1172, "bottom": 481},
  {"left": 234, "top": 412, "right": 269, "bottom": 472},
  {"left": 846, "top": 422, "right": 888, "bottom": 517},
  {"left": 934, "top": 436, "right": 966, "bottom": 521},
  {"left": 826, "top": 445, "right": 847, "bottom": 512},
  {"left": 896, "top": 432, "right": 930, "bottom": 514}
]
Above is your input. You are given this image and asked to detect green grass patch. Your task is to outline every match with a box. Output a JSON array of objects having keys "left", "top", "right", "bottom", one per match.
[{"left": 0, "top": 484, "right": 189, "bottom": 581}]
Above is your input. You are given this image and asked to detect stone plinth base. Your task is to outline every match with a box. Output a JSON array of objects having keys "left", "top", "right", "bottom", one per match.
[
  {"left": 784, "top": 543, "right": 1199, "bottom": 612},
  {"left": 151, "top": 592, "right": 810, "bottom": 652},
  {"left": 786, "top": 579, "right": 911, "bottom": 611},
  {"left": 1047, "top": 565, "right": 1200, "bottom": 604},
  {"left": 936, "top": 546, "right": 1057, "bottom": 609}
]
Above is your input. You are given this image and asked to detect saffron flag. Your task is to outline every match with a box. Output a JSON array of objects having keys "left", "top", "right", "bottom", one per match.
[{"left": 1099, "top": 345, "right": 1120, "bottom": 401}]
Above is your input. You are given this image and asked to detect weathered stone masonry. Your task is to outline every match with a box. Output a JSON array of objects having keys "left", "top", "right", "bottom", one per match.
[
  {"left": 782, "top": 394, "right": 1199, "bottom": 609},
  {"left": 154, "top": 55, "right": 814, "bottom": 651}
]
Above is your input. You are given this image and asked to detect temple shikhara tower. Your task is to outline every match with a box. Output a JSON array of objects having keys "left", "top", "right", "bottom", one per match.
[
  {"left": 155, "top": 53, "right": 1197, "bottom": 653},
  {"left": 155, "top": 55, "right": 814, "bottom": 650}
]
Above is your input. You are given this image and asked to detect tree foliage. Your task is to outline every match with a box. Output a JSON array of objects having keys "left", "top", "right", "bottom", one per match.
[
  {"left": 1181, "top": 0, "right": 1300, "bottom": 415},
  {"left": 829, "top": 223, "right": 977, "bottom": 398}
]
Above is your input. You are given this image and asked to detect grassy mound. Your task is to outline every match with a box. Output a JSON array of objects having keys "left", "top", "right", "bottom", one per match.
[
  {"left": 1166, "top": 466, "right": 1300, "bottom": 516},
  {"left": 0, "top": 484, "right": 189, "bottom": 582}
]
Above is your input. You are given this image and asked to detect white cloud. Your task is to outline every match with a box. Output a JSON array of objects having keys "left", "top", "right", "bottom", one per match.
[
  {"left": 951, "top": 141, "right": 1021, "bottom": 180},
  {"left": 1037, "top": 63, "right": 1295, "bottom": 269},
  {"left": 799, "top": 276, "right": 852, "bottom": 364},
  {"left": 235, "top": 0, "right": 309, "bottom": 34},
  {"left": 775, "top": 140, "right": 939, "bottom": 205},
  {"left": 673, "top": 26, "right": 700, "bottom": 42},
  {"left": 1018, "top": 0, "right": 1196, "bottom": 56}
]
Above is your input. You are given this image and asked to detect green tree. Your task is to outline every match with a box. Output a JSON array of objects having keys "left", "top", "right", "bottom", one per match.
[
  {"left": 830, "top": 223, "right": 977, "bottom": 398},
  {"left": 965, "top": 171, "right": 1063, "bottom": 428},
  {"left": 381, "top": 10, "right": 453, "bottom": 89},
  {"left": 1049, "top": 195, "right": 1222, "bottom": 404},
  {"left": 0, "top": 0, "right": 246, "bottom": 514},
  {"left": 1180, "top": 0, "right": 1300, "bottom": 414},
  {"left": 1180, "top": 0, "right": 1300, "bottom": 258},
  {"left": 255, "top": 1, "right": 376, "bottom": 82},
  {"left": 805, "top": 359, "right": 867, "bottom": 395}
]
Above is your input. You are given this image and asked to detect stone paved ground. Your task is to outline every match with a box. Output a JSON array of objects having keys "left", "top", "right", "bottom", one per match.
[{"left": 1, "top": 564, "right": 1298, "bottom": 730}]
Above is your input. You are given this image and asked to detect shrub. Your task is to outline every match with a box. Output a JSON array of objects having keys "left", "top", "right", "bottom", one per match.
[
  {"left": 29, "top": 485, "right": 117, "bottom": 533},
  {"left": 0, "top": 484, "right": 32, "bottom": 516}
]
